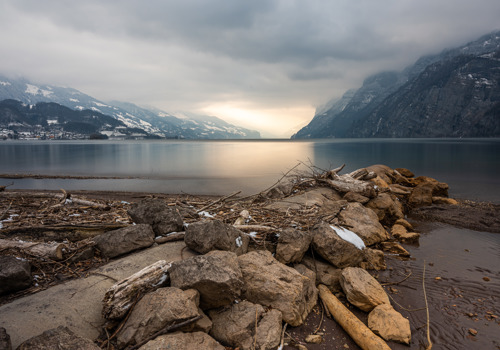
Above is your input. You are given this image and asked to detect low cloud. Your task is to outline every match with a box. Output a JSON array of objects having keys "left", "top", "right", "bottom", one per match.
[{"left": 1, "top": 0, "right": 499, "bottom": 137}]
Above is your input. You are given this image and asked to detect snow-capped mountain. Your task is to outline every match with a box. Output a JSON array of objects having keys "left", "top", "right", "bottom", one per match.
[
  {"left": 0, "top": 76, "right": 260, "bottom": 139},
  {"left": 292, "top": 31, "right": 500, "bottom": 139}
]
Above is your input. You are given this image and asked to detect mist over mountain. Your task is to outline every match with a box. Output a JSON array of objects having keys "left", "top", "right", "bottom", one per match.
[
  {"left": 0, "top": 77, "right": 260, "bottom": 139},
  {"left": 292, "top": 31, "right": 500, "bottom": 139}
]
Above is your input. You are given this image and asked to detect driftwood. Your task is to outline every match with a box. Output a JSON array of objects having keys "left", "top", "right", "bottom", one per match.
[
  {"left": 102, "top": 260, "right": 172, "bottom": 320},
  {"left": 0, "top": 201, "right": 12, "bottom": 220},
  {"left": 321, "top": 176, "right": 377, "bottom": 198},
  {"left": 318, "top": 284, "right": 391, "bottom": 350},
  {"left": 51, "top": 190, "right": 110, "bottom": 210},
  {"left": 322, "top": 164, "right": 346, "bottom": 179},
  {"left": 0, "top": 182, "right": 14, "bottom": 192},
  {"left": 0, "top": 238, "right": 67, "bottom": 260},
  {"left": 154, "top": 232, "right": 185, "bottom": 244},
  {"left": 347, "top": 168, "right": 377, "bottom": 181},
  {"left": 318, "top": 166, "right": 378, "bottom": 198},
  {"left": 196, "top": 191, "right": 241, "bottom": 213},
  {"left": 233, "top": 224, "right": 275, "bottom": 232},
  {"left": 0, "top": 224, "right": 127, "bottom": 241}
]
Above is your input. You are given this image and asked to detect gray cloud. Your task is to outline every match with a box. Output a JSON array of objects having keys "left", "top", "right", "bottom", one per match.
[{"left": 1, "top": 0, "right": 499, "bottom": 137}]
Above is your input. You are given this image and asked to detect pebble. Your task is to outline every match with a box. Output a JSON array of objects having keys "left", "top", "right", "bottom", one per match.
[
  {"left": 468, "top": 328, "right": 478, "bottom": 336},
  {"left": 482, "top": 276, "right": 490, "bottom": 281},
  {"left": 305, "top": 334, "right": 323, "bottom": 344}
]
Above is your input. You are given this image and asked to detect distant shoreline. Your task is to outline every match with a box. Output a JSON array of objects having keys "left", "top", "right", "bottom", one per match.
[{"left": 0, "top": 173, "right": 136, "bottom": 180}]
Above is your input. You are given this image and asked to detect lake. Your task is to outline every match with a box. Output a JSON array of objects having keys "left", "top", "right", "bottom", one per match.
[{"left": 1, "top": 139, "right": 499, "bottom": 203}]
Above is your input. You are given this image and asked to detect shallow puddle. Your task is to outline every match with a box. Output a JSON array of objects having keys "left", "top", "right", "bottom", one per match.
[
  {"left": 381, "top": 222, "right": 500, "bottom": 350},
  {"left": 286, "top": 222, "right": 500, "bottom": 350}
]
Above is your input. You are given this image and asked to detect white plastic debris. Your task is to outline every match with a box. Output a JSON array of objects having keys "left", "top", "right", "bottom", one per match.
[
  {"left": 330, "top": 225, "right": 365, "bottom": 250},
  {"left": 152, "top": 272, "right": 169, "bottom": 287},
  {"left": 198, "top": 211, "right": 214, "bottom": 218},
  {"left": 235, "top": 236, "right": 243, "bottom": 247}
]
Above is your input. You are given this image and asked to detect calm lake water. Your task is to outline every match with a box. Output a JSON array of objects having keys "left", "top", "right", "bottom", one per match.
[{"left": 1, "top": 139, "right": 499, "bottom": 203}]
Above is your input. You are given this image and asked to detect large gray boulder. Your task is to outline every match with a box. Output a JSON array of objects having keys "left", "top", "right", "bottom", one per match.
[
  {"left": 209, "top": 300, "right": 282, "bottom": 350},
  {"left": 0, "top": 256, "right": 31, "bottom": 295},
  {"left": 128, "top": 198, "right": 184, "bottom": 236},
  {"left": 138, "top": 331, "right": 225, "bottom": 350},
  {"left": 368, "top": 304, "right": 411, "bottom": 344},
  {"left": 17, "top": 326, "right": 99, "bottom": 350},
  {"left": 276, "top": 228, "right": 312, "bottom": 264},
  {"left": 338, "top": 202, "right": 389, "bottom": 246},
  {"left": 184, "top": 220, "right": 249, "bottom": 255},
  {"left": 169, "top": 250, "right": 243, "bottom": 309},
  {"left": 93, "top": 224, "right": 154, "bottom": 258},
  {"left": 117, "top": 287, "right": 200, "bottom": 348},
  {"left": 340, "top": 267, "right": 390, "bottom": 312},
  {"left": 238, "top": 250, "right": 317, "bottom": 327},
  {"left": 311, "top": 222, "right": 364, "bottom": 268}
]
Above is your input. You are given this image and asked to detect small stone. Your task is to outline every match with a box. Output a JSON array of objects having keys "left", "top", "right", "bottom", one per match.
[
  {"left": 434, "top": 277, "right": 441, "bottom": 281},
  {"left": 0, "top": 327, "right": 12, "bottom": 350},
  {"left": 483, "top": 276, "right": 490, "bottom": 281},
  {"left": 305, "top": 334, "right": 323, "bottom": 344},
  {"left": 468, "top": 328, "right": 478, "bottom": 336},
  {"left": 343, "top": 344, "right": 350, "bottom": 349}
]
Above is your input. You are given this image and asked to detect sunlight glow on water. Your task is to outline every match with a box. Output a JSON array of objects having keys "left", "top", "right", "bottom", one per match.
[{"left": 1, "top": 139, "right": 499, "bottom": 201}]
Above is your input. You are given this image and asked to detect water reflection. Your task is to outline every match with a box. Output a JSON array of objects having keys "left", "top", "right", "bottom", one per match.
[{"left": 1, "top": 139, "right": 499, "bottom": 201}]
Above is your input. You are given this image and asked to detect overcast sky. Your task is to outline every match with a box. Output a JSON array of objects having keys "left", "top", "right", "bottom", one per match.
[{"left": 1, "top": 1, "right": 499, "bottom": 137}]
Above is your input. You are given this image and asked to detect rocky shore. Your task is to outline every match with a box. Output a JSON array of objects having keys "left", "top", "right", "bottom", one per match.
[{"left": 0, "top": 164, "right": 499, "bottom": 349}]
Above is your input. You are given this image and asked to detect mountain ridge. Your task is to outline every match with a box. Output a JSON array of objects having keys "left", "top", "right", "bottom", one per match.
[
  {"left": 0, "top": 76, "right": 261, "bottom": 139},
  {"left": 292, "top": 31, "right": 500, "bottom": 139}
]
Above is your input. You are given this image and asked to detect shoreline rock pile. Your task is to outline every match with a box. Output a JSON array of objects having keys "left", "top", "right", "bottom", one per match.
[{"left": 0, "top": 164, "right": 458, "bottom": 349}]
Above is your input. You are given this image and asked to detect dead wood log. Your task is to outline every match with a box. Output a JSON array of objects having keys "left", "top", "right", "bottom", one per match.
[
  {"left": 0, "top": 238, "right": 67, "bottom": 260},
  {"left": 233, "top": 224, "right": 275, "bottom": 232},
  {"left": 347, "top": 168, "right": 378, "bottom": 181},
  {"left": 321, "top": 175, "right": 377, "bottom": 198},
  {"left": 318, "top": 284, "right": 391, "bottom": 350},
  {"left": 102, "top": 260, "right": 172, "bottom": 320},
  {"left": 348, "top": 168, "right": 368, "bottom": 180},
  {"left": 0, "top": 182, "right": 14, "bottom": 192},
  {"left": 154, "top": 232, "right": 185, "bottom": 244},
  {"left": 196, "top": 191, "right": 241, "bottom": 213},
  {"left": 0, "top": 224, "right": 127, "bottom": 241},
  {"left": 322, "top": 164, "right": 346, "bottom": 179},
  {"left": 0, "top": 201, "right": 12, "bottom": 220},
  {"left": 389, "top": 184, "right": 412, "bottom": 196},
  {"left": 51, "top": 194, "right": 110, "bottom": 210}
]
